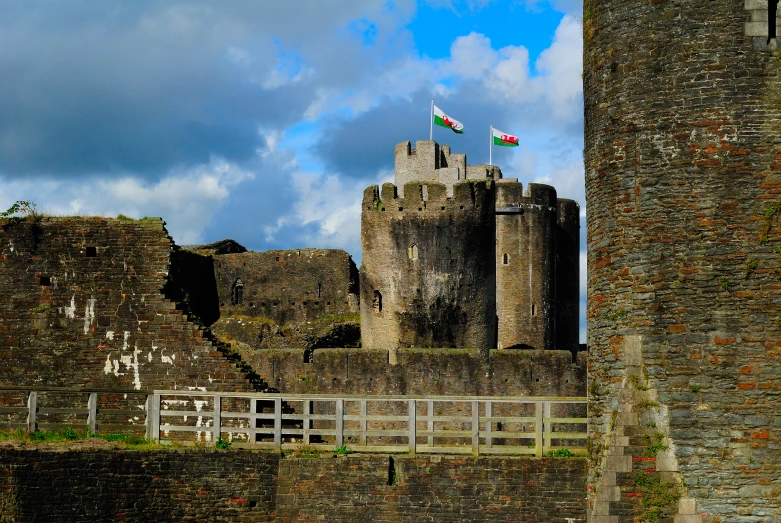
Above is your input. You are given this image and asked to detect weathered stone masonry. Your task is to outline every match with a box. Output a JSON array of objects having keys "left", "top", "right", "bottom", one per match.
[
  {"left": 585, "top": 0, "right": 781, "bottom": 521},
  {"left": 0, "top": 217, "right": 253, "bottom": 393},
  {"left": 0, "top": 447, "right": 587, "bottom": 523},
  {"left": 361, "top": 140, "right": 581, "bottom": 355}
]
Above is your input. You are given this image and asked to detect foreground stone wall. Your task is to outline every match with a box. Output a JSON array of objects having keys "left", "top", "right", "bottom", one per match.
[
  {"left": 278, "top": 454, "right": 587, "bottom": 522},
  {"left": 584, "top": 1, "right": 781, "bottom": 520},
  {"left": 0, "top": 447, "right": 586, "bottom": 523},
  {"left": 0, "top": 217, "right": 252, "bottom": 392}
]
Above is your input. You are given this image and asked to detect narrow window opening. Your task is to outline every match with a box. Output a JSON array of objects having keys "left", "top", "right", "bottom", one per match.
[
  {"left": 769, "top": 0, "right": 779, "bottom": 44},
  {"left": 39, "top": 276, "right": 51, "bottom": 286},
  {"left": 532, "top": 304, "right": 536, "bottom": 316},
  {"left": 372, "top": 291, "right": 382, "bottom": 313},
  {"left": 304, "top": 348, "right": 314, "bottom": 364},
  {"left": 317, "top": 283, "right": 322, "bottom": 298},
  {"left": 85, "top": 246, "right": 96, "bottom": 257},
  {"left": 398, "top": 207, "right": 404, "bottom": 211},
  {"left": 387, "top": 457, "right": 396, "bottom": 486},
  {"left": 502, "top": 253, "right": 509, "bottom": 265},
  {"left": 408, "top": 244, "right": 418, "bottom": 261},
  {"left": 231, "top": 279, "right": 244, "bottom": 305}
]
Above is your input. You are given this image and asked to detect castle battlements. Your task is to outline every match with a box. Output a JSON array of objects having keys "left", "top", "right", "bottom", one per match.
[{"left": 362, "top": 179, "right": 495, "bottom": 215}]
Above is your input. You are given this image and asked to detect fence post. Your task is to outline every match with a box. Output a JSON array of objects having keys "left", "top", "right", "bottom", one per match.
[
  {"left": 471, "top": 401, "right": 479, "bottom": 456},
  {"left": 145, "top": 394, "right": 160, "bottom": 442},
  {"left": 427, "top": 400, "right": 434, "bottom": 449},
  {"left": 360, "top": 400, "right": 367, "bottom": 446},
  {"left": 408, "top": 399, "right": 416, "bottom": 454},
  {"left": 335, "top": 399, "right": 344, "bottom": 448},
  {"left": 87, "top": 392, "right": 98, "bottom": 435},
  {"left": 303, "top": 400, "right": 311, "bottom": 446},
  {"left": 212, "top": 395, "right": 222, "bottom": 443},
  {"left": 485, "top": 400, "right": 492, "bottom": 449},
  {"left": 26, "top": 391, "right": 37, "bottom": 434},
  {"left": 543, "top": 401, "right": 552, "bottom": 454},
  {"left": 274, "top": 398, "right": 282, "bottom": 449},
  {"left": 535, "top": 400, "right": 543, "bottom": 457},
  {"left": 249, "top": 397, "right": 258, "bottom": 444}
]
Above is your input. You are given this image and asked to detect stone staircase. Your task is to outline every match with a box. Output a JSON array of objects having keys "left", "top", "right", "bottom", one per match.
[{"left": 590, "top": 337, "right": 702, "bottom": 523}]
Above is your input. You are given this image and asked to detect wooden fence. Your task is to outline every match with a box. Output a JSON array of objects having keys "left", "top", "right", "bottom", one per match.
[{"left": 0, "top": 388, "right": 588, "bottom": 457}]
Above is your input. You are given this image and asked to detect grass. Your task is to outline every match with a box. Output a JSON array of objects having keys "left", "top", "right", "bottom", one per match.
[{"left": 0, "top": 427, "right": 156, "bottom": 448}]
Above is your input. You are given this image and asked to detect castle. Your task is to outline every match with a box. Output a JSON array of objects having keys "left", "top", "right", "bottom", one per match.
[
  {"left": 1, "top": 1, "right": 778, "bottom": 520},
  {"left": 360, "top": 140, "right": 580, "bottom": 356}
]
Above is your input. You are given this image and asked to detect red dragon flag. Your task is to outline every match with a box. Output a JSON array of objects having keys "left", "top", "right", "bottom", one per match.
[
  {"left": 492, "top": 127, "right": 519, "bottom": 147},
  {"left": 433, "top": 105, "right": 464, "bottom": 134}
]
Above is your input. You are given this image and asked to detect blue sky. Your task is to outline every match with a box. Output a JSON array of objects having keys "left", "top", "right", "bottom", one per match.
[{"left": 0, "top": 0, "right": 585, "bottom": 340}]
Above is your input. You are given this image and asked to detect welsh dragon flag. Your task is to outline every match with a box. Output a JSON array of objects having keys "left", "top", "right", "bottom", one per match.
[
  {"left": 433, "top": 105, "right": 464, "bottom": 134},
  {"left": 492, "top": 127, "right": 519, "bottom": 147}
]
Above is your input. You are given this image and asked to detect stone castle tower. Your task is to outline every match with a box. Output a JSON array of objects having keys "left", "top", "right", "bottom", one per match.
[
  {"left": 585, "top": 0, "right": 781, "bottom": 520},
  {"left": 360, "top": 140, "right": 580, "bottom": 356}
]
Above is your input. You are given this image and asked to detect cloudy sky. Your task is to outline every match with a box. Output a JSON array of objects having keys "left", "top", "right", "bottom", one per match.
[{"left": 0, "top": 0, "right": 585, "bottom": 340}]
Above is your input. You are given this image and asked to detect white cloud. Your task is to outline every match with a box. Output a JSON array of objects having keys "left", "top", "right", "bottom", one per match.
[
  {"left": 533, "top": 15, "right": 582, "bottom": 119},
  {"left": 0, "top": 158, "right": 252, "bottom": 244}
]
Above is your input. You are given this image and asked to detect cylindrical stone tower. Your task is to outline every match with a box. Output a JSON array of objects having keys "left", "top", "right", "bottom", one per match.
[
  {"left": 495, "top": 182, "right": 557, "bottom": 350},
  {"left": 555, "top": 199, "right": 580, "bottom": 354},
  {"left": 585, "top": 0, "right": 780, "bottom": 520},
  {"left": 360, "top": 179, "right": 497, "bottom": 357}
]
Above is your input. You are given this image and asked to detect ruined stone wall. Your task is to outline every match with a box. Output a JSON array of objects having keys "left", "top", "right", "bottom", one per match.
[
  {"left": 584, "top": 0, "right": 781, "bottom": 520},
  {"left": 0, "top": 217, "right": 253, "bottom": 392},
  {"left": 0, "top": 447, "right": 586, "bottom": 523},
  {"left": 360, "top": 180, "right": 497, "bottom": 355},
  {"left": 211, "top": 249, "right": 359, "bottom": 327}
]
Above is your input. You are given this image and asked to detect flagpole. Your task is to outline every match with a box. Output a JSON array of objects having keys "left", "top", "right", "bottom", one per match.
[
  {"left": 489, "top": 125, "right": 493, "bottom": 166},
  {"left": 430, "top": 100, "right": 434, "bottom": 140}
]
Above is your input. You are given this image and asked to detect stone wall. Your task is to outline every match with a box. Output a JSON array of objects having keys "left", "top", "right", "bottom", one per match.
[
  {"left": 0, "top": 447, "right": 586, "bottom": 523},
  {"left": 0, "top": 217, "right": 253, "bottom": 393},
  {"left": 584, "top": 0, "right": 781, "bottom": 521},
  {"left": 361, "top": 180, "right": 497, "bottom": 355},
  {"left": 240, "top": 347, "right": 586, "bottom": 398},
  {"left": 210, "top": 249, "right": 359, "bottom": 326},
  {"left": 277, "top": 454, "right": 587, "bottom": 522},
  {"left": 0, "top": 447, "right": 279, "bottom": 522}
]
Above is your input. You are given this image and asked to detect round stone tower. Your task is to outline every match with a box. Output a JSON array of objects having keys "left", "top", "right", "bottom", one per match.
[
  {"left": 360, "top": 179, "right": 497, "bottom": 357},
  {"left": 585, "top": 0, "right": 780, "bottom": 520}
]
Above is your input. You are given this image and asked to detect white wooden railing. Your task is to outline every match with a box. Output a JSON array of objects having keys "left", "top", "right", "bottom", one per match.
[{"left": 0, "top": 389, "right": 588, "bottom": 457}]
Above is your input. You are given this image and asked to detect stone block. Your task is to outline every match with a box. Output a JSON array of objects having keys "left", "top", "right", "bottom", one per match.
[{"left": 678, "top": 497, "right": 697, "bottom": 515}]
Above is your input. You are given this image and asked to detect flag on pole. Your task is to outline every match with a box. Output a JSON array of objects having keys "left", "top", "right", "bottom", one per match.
[
  {"left": 492, "top": 127, "right": 519, "bottom": 147},
  {"left": 433, "top": 105, "right": 464, "bottom": 134}
]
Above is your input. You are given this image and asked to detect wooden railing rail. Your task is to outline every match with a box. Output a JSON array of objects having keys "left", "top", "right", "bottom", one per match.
[{"left": 0, "top": 389, "right": 588, "bottom": 457}]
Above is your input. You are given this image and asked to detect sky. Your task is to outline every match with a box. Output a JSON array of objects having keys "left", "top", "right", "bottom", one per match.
[{"left": 0, "top": 0, "right": 586, "bottom": 341}]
